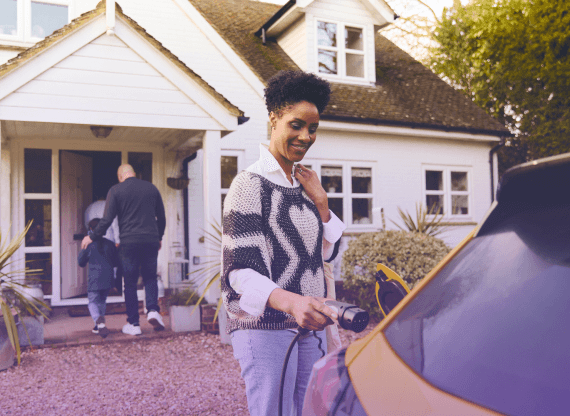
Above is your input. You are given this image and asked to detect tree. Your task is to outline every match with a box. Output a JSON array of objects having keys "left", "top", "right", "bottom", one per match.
[{"left": 430, "top": 0, "right": 570, "bottom": 167}]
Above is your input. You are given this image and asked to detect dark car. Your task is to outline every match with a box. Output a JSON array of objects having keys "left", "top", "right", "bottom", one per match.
[{"left": 303, "top": 153, "right": 570, "bottom": 416}]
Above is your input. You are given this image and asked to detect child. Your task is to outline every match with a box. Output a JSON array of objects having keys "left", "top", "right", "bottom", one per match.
[{"left": 78, "top": 218, "right": 120, "bottom": 338}]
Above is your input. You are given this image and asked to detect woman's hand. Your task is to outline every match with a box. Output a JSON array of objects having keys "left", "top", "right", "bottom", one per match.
[
  {"left": 294, "top": 164, "right": 331, "bottom": 223},
  {"left": 267, "top": 289, "right": 338, "bottom": 331}
]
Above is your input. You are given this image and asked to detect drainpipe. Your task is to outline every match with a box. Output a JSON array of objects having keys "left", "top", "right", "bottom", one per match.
[
  {"left": 489, "top": 138, "right": 505, "bottom": 202},
  {"left": 182, "top": 152, "right": 198, "bottom": 263}
]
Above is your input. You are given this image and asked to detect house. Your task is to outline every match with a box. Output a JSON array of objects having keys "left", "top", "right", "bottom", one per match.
[{"left": 0, "top": 0, "right": 508, "bottom": 307}]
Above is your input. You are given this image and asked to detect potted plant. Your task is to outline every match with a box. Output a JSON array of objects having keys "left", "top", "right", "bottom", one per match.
[
  {"left": 1, "top": 222, "right": 50, "bottom": 369},
  {"left": 165, "top": 288, "right": 203, "bottom": 332}
]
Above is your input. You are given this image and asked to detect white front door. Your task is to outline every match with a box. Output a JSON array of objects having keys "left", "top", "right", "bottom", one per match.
[{"left": 60, "top": 151, "right": 92, "bottom": 299}]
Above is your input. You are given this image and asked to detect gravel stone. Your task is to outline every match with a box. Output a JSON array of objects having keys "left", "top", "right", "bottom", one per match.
[{"left": 1, "top": 324, "right": 376, "bottom": 415}]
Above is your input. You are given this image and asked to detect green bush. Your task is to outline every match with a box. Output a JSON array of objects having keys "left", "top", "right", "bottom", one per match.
[{"left": 341, "top": 230, "right": 451, "bottom": 320}]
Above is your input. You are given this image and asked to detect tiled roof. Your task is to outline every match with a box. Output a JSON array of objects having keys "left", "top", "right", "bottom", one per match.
[
  {"left": 0, "top": 1, "right": 243, "bottom": 118},
  {"left": 188, "top": 0, "right": 508, "bottom": 136}
]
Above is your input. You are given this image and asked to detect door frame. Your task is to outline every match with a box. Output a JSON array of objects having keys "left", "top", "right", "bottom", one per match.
[{"left": 13, "top": 137, "right": 165, "bottom": 306}]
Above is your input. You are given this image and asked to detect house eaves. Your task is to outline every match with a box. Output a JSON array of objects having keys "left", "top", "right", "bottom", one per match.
[
  {"left": 188, "top": 0, "right": 509, "bottom": 137},
  {"left": 256, "top": 0, "right": 396, "bottom": 38},
  {"left": 0, "top": 1, "right": 244, "bottom": 119}
]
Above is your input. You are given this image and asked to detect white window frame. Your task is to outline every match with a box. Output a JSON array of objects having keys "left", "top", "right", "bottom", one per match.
[
  {"left": 220, "top": 150, "right": 244, "bottom": 210},
  {"left": 314, "top": 18, "right": 367, "bottom": 82},
  {"left": 303, "top": 159, "right": 376, "bottom": 229},
  {"left": 0, "top": 0, "right": 71, "bottom": 45},
  {"left": 422, "top": 165, "right": 472, "bottom": 219}
]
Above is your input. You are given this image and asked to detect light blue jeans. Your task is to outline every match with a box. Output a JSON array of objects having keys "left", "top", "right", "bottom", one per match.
[
  {"left": 231, "top": 329, "right": 327, "bottom": 416},
  {"left": 87, "top": 289, "right": 110, "bottom": 324}
]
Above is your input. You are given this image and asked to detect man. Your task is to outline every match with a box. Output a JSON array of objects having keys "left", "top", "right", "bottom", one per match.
[{"left": 81, "top": 164, "right": 166, "bottom": 335}]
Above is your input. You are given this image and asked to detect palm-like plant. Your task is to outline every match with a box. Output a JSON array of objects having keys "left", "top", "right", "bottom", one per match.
[
  {"left": 187, "top": 219, "right": 223, "bottom": 321},
  {"left": 391, "top": 202, "right": 448, "bottom": 237},
  {"left": 0, "top": 222, "right": 50, "bottom": 365}
]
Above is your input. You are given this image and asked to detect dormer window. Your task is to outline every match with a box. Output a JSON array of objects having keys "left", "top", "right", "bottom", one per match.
[
  {"left": 317, "top": 20, "right": 365, "bottom": 79},
  {"left": 0, "top": 0, "right": 69, "bottom": 43}
]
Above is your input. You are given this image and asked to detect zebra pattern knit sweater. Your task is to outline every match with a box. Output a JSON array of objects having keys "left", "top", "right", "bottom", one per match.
[{"left": 221, "top": 171, "right": 326, "bottom": 333}]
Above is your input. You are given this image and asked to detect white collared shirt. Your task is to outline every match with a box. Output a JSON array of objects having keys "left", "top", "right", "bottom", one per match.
[{"left": 228, "top": 144, "right": 346, "bottom": 316}]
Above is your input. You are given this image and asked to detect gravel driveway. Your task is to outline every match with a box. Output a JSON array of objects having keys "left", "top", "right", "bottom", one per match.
[{"left": 1, "top": 325, "right": 375, "bottom": 416}]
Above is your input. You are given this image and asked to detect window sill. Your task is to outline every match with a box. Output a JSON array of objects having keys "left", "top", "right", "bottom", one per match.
[
  {"left": 0, "top": 38, "right": 37, "bottom": 50},
  {"left": 317, "top": 74, "right": 375, "bottom": 87}
]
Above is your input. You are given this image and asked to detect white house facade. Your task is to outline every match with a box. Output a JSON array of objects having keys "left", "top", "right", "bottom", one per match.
[{"left": 0, "top": 0, "right": 508, "bottom": 306}]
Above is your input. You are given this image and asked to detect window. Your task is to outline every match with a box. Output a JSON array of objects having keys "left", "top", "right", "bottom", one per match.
[
  {"left": 304, "top": 160, "right": 375, "bottom": 227},
  {"left": 24, "top": 148, "right": 53, "bottom": 295},
  {"left": 317, "top": 20, "right": 365, "bottom": 79},
  {"left": 0, "top": 0, "right": 18, "bottom": 36},
  {"left": 128, "top": 152, "right": 153, "bottom": 183},
  {"left": 0, "top": 0, "right": 69, "bottom": 42},
  {"left": 221, "top": 152, "right": 243, "bottom": 214},
  {"left": 424, "top": 167, "right": 470, "bottom": 216}
]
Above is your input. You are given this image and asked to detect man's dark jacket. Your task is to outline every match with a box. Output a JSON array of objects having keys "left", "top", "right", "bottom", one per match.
[{"left": 91, "top": 177, "right": 166, "bottom": 244}]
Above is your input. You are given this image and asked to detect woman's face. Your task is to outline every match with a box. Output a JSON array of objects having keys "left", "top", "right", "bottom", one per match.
[{"left": 269, "top": 101, "right": 320, "bottom": 171}]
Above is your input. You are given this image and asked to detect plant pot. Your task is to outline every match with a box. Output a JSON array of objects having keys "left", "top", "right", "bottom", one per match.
[
  {"left": 0, "top": 321, "right": 15, "bottom": 371},
  {"left": 169, "top": 305, "right": 201, "bottom": 332}
]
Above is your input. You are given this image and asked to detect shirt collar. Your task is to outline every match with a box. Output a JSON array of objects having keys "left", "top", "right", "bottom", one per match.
[{"left": 258, "top": 144, "right": 299, "bottom": 185}]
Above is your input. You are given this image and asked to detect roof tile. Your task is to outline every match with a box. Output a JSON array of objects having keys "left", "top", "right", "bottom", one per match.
[{"left": 188, "top": 0, "right": 508, "bottom": 135}]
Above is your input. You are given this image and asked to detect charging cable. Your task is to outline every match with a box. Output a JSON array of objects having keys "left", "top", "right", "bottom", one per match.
[{"left": 277, "top": 301, "right": 369, "bottom": 416}]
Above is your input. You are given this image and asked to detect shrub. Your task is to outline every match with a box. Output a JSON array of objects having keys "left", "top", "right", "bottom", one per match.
[{"left": 341, "top": 230, "right": 451, "bottom": 320}]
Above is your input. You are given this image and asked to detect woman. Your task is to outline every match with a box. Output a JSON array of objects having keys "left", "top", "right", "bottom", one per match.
[{"left": 222, "top": 70, "right": 346, "bottom": 416}]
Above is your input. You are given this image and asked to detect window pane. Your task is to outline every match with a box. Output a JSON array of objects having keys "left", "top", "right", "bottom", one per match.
[
  {"left": 221, "top": 156, "right": 238, "bottom": 189},
  {"left": 25, "top": 148, "right": 52, "bottom": 193},
  {"left": 317, "top": 21, "right": 337, "bottom": 47},
  {"left": 318, "top": 50, "right": 337, "bottom": 74},
  {"left": 345, "top": 27, "right": 363, "bottom": 50},
  {"left": 25, "top": 200, "right": 52, "bottom": 247},
  {"left": 451, "top": 171, "right": 468, "bottom": 191},
  {"left": 0, "top": 0, "right": 17, "bottom": 36},
  {"left": 128, "top": 152, "right": 152, "bottom": 182},
  {"left": 26, "top": 253, "right": 52, "bottom": 295},
  {"left": 31, "top": 2, "right": 68, "bottom": 38},
  {"left": 346, "top": 53, "right": 364, "bottom": 78},
  {"left": 452, "top": 195, "right": 469, "bottom": 215},
  {"left": 426, "top": 170, "right": 443, "bottom": 191},
  {"left": 352, "top": 167, "right": 371, "bottom": 193},
  {"left": 352, "top": 198, "right": 372, "bottom": 224},
  {"left": 328, "top": 198, "right": 343, "bottom": 221},
  {"left": 221, "top": 193, "right": 226, "bottom": 215},
  {"left": 321, "top": 165, "right": 343, "bottom": 193},
  {"left": 426, "top": 195, "right": 444, "bottom": 215}
]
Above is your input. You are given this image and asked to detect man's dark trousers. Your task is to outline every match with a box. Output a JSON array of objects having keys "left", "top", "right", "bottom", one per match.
[{"left": 121, "top": 242, "right": 160, "bottom": 325}]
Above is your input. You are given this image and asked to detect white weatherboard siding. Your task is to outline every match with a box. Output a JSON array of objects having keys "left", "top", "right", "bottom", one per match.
[
  {"left": 0, "top": 34, "right": 222, "bottom": 130},
  {"left": 308, "top": 130, "right": 494, "bottom": 248},
  {"left": 0, "top": 50, "right": 19, "bottom": 66},
  {"left": 306, "top": 0, "right": 377, "bottom": 84},
  {"left": 277, "top": 17, "right": 307, "bottom": 70}
]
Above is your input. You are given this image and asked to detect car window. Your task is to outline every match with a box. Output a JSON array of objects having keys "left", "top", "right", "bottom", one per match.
[{"left": 385, "top": 203, "right": 570, "bottom": 416}]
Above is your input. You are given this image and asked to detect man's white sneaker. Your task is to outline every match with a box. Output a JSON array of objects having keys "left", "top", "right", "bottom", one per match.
[
  {"left": 147, "top": 310, "right": 165, "bottom": 331},
  {"left": 122, "top": 323, "right": 142, "bottom": 336}
]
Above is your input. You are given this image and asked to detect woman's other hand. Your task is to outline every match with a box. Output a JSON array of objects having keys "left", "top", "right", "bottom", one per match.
[
  {"left": 294, "top": 164, "right": 331, "bottom": 223},
  {"left": 267, "top": 289, "right": 338, "bottom": 331}
]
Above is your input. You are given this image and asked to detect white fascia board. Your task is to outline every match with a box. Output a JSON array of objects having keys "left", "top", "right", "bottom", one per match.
[
  {"left": 363, "top": 0, "right": 396, "bottom": 25},
  {"left": 318, "top": 120, "right": 502, "bottom": 143},
  {"left": 266, "top": 7, "right": 304, "bottom": 37},
  {"left": 0, "top": 16, "right": 106, "bottom": 101},
  {"left": 172, "top": 0, "right": 265, "bottom": 100},
  {"left": 114, "top": 18, "right": 236, "bottom": 132}
]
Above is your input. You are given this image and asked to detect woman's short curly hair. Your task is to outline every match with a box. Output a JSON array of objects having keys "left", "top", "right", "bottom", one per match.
[{"left": 264, "top": 70, "right": 331, "bottom": 115}]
